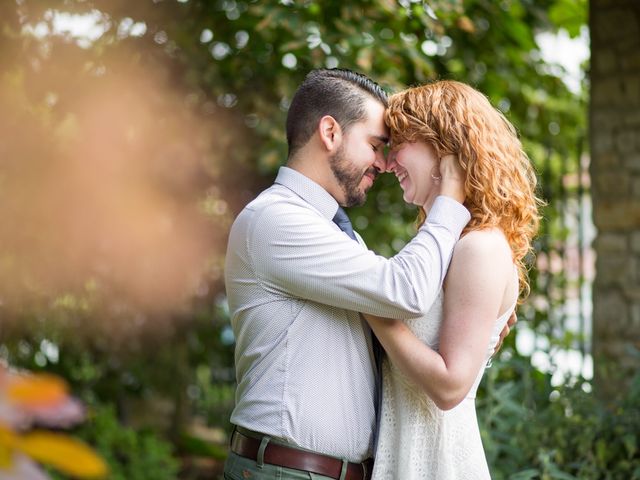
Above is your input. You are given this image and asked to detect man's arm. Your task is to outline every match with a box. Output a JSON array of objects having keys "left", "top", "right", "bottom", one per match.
[{"left": 249, "top": 195, "right": 469, "bottom": 319}]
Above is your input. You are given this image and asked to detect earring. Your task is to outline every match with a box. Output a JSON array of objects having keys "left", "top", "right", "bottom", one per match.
[{"left": 431, "top": 166, "right": 442, "bottom": 183}]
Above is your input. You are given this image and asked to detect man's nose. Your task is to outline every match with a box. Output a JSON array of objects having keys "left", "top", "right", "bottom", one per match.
[{"left": 373, "top": 150, "right": 387, "bottom": 173}]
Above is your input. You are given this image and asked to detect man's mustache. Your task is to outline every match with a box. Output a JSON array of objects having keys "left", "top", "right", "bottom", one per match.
[{"left": 364, "top": 168, "right": 379, "bottom": 180}]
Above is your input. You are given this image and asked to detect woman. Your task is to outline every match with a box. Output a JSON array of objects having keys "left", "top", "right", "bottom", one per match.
[{"left": 366, "top": 80, "right": 541, "bottom": 479}]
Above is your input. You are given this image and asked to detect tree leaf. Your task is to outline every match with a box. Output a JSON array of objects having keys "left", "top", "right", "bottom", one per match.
[{"left": 548, "top": 0, "right": 587, "bottom": 37}]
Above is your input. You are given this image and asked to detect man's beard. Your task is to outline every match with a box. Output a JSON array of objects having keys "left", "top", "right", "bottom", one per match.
[{"left": 329, "top": 146, "right": 376, "bottom": 207}]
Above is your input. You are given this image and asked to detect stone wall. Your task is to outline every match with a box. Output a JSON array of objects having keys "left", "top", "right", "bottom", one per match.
[{"left": 590, "top": 0, "right": 640, "bottom": 395}]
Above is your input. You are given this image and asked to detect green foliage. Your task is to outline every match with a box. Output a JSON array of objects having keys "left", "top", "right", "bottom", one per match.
[
  {"left": 548, "top": 0, "right": 588, "bottom": 37},
  {"left": 478, "top": 355, "right": 640, "bottom": 479},
  {"left": 49, "top": 404, "right": 180, "bottom": 480}
]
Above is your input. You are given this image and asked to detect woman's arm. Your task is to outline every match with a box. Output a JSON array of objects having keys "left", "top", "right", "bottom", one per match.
[{"left": 364, "top": 229, "right": 515, "bottom": 410}]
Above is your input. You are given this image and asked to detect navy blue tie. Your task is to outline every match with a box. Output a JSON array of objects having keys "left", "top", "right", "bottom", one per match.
[
  {"left": 332, "top": 207, "right": 357, "bottom": 241},
  {"left": 333, "top": 206, "right": 384, "bottom": 447}
]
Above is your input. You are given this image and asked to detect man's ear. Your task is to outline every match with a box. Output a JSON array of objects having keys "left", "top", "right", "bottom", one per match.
[{"left": 318, "top": 115, "right": 342, "bottom": 152}]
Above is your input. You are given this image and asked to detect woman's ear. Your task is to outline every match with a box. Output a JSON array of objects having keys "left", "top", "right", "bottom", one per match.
[{"left": 318, "top": 115, "right": 342, "bottom": 152}]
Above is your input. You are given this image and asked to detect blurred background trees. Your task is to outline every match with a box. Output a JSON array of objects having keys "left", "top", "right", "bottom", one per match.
[{"left": 0, "top": 0, "right": 637, "bottom": 478}]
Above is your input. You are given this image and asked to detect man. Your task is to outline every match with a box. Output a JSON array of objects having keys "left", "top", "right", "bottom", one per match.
[{"left": 223, "top": 69, "right": 469, "bottom": 480}]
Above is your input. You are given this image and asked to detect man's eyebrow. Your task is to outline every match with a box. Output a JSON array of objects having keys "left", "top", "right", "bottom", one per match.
[{"left": 371, "top": 134, "right": 389, "bottom": 145}]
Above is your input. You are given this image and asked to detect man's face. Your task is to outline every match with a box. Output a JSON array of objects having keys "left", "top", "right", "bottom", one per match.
[{"left": 330, "top": 98, "right": 388, "bottom": 207}]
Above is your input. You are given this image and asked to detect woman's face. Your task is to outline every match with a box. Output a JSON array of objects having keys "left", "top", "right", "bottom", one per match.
[{"left": 386, "top": 141, "right": 440, "bottom": 208}]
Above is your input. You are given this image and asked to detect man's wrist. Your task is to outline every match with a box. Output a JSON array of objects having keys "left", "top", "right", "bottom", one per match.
[
  {"left": 440, "top": 183, "right": 465, "bottom": 204},
  {"left": 426, "top": 196, "right": 471, "bottom": 238}
]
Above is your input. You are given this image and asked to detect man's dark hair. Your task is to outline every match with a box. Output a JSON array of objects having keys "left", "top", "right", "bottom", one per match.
[{"left": 286, "top": 69, "right": 388, "bottom": 158}]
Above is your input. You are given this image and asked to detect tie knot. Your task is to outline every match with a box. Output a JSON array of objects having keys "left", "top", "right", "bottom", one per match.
[{"left": 332, "top": 207, "right": 357, "bottom": 241}]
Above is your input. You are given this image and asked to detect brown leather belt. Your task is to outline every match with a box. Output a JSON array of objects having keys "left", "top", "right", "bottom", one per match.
[{"left": 230, "top": 428, "right": 373, "bottom": 480}]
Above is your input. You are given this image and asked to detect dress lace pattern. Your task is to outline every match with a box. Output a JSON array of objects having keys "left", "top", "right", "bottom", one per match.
[{"left": 372, "top": 291, "right": 514, "bottom": 480}]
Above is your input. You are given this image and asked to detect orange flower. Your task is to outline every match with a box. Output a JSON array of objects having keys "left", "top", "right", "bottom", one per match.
[{"left": 0, "top": 366, "right": 108, "bottom": 479}]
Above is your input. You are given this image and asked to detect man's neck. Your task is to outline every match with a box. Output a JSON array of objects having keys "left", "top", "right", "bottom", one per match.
[{"left": 287, "top": 154, "right": 342, "bottom": 204}]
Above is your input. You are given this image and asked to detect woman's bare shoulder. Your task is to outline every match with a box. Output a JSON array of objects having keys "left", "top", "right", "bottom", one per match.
[{"left": 455, "top": 228, "right": 511, "bottom": 260}]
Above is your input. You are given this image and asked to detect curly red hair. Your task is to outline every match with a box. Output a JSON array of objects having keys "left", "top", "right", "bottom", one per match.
[{"left": 385, "top": 80, "right": 542, "bottom": 299}]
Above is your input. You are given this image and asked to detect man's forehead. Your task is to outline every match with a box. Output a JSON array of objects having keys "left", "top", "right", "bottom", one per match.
[
  {"left": 360, "top": 98, "right": 389, "bottom": 139},
  {"left": 363, "top": 97, "right": 386, "bottom": 119}
]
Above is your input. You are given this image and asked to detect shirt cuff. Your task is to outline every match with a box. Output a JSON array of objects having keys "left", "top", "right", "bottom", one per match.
[{"left": 424, "top": 196, "right": 471, "bottom": 239}]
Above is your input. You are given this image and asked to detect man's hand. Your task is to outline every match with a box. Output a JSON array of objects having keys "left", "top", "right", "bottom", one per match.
[
  {"left": 439, "top": 153, "right": 465, "bottom": 204},
  {"left": 493, "top": 310, "right": 517, "bottom": 355}
]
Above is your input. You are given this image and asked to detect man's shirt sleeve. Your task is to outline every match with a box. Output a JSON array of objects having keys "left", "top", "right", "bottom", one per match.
[{"left": 249, "top": 195, "right": 470, "bottom": 319}]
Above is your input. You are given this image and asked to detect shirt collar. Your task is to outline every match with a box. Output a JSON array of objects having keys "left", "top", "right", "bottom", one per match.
[{"left": 274, "top": 166, "right": 339, "bottom": 220}]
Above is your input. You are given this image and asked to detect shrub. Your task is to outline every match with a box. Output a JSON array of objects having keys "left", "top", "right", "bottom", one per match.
[
  {"left": 50, "top": 404, "right": 180, "bottom": 480},
  {"left": 479, "top": 354, "right": 640, "bottom": 479}
]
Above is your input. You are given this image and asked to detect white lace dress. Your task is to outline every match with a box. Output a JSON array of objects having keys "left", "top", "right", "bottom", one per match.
[{"left": 372, "top": 290, "right": 515, "bottom": 480}]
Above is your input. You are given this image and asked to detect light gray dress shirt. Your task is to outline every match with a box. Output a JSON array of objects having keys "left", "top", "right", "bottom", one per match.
[{"left": 224, "top": 166, "right": 470, "bottom": 462}]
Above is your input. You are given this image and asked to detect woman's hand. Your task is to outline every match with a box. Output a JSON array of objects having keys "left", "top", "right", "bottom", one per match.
[{"left": 438, "top": 154, "right": 466, "bottom": 204}]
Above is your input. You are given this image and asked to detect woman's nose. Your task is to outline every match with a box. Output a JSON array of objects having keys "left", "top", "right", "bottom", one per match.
[{"left": 385, "top": 150, "right": 397, "bottom": 172}]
